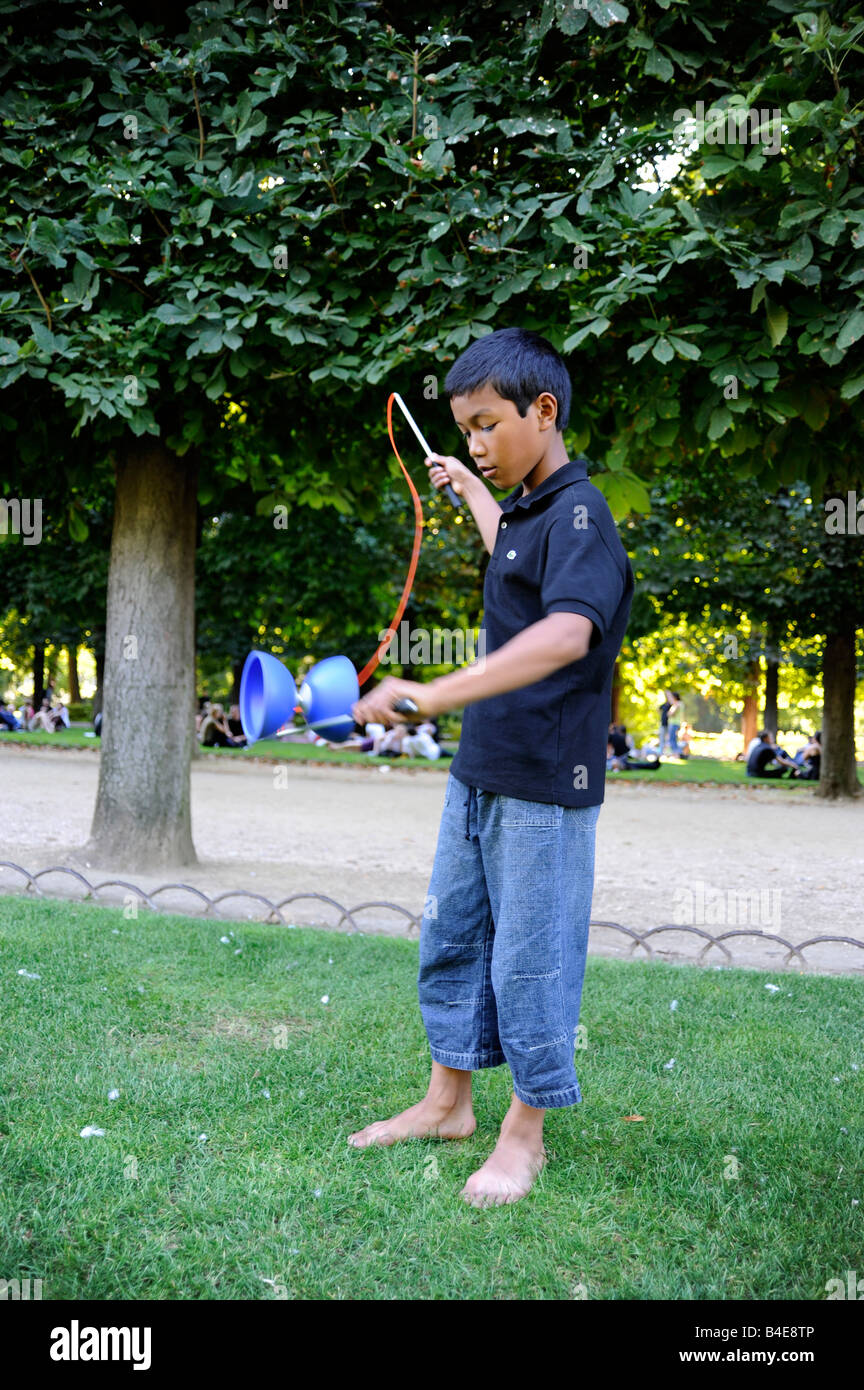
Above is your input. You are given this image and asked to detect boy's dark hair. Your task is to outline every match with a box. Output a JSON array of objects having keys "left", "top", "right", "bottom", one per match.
[{"left": 443, "top": 327, "right": 571, "bottom": 431}]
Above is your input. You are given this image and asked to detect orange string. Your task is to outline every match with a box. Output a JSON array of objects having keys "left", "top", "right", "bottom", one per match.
[{"left": 355, "top": 393, "right": 425, "bottom": 688}]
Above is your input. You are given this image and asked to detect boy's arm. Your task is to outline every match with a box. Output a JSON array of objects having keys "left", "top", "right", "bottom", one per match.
[
  {"left": 353, "top": 612, "right": 593, "bottom": 724},
  {"left": 425, "top": 453, "right": 502, "bottom": 556}
]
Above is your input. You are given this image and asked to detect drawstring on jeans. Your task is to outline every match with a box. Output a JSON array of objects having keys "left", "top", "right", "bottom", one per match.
[{"left": 465, "top": 785, "right": 475, "bottom": 841}]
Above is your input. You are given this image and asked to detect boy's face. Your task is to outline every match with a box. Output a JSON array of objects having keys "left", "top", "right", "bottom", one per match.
[{"left": 450, "top": 384, "right": 558, "bottom": 492}]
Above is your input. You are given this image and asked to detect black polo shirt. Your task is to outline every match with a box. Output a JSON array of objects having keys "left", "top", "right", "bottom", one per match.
[{"left": 450, "top": 455, "right": 634, "bottom": 808}]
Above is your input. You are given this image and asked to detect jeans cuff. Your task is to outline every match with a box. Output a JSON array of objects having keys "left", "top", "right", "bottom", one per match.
[
  {"left": 512, "top": 1081, "right": 582, "bottom": 1109},
  {"left": 429, "top": 1045, "right": 506, "bottom": 1070}
]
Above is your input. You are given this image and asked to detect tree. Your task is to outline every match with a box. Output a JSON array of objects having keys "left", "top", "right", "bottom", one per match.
[
  {"left": 631, "top": 476, "right": 862, "bottom": 792},
  {"left": 3, "top": 0, "right": 863, "bottom": 881}
]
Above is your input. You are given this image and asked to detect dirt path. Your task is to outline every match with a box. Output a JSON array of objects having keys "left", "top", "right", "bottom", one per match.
[{"left": 1, "top": 745, "right": 862, "bottom": 973}]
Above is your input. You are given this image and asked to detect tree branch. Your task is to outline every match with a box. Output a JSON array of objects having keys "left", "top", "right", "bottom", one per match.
[
  {"left": 20, "top": 258, "right": 52, "bottom": 329},
  {"left": 190, "top": 68, "right": 205, "bottom": 162}
]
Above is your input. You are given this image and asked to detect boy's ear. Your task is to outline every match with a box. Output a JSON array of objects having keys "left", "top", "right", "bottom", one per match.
[{"left": 535, "top": 391, "right": 559, "bottom": 429}]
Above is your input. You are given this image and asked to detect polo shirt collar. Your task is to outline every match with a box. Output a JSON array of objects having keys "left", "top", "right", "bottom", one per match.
[{"left": 500, "top": 455, "right": 590, "bottom": 511}]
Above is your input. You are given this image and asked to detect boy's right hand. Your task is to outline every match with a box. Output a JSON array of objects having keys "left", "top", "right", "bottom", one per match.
[{"left": 424, "top": 453, "right": 475, "bottom": 498}]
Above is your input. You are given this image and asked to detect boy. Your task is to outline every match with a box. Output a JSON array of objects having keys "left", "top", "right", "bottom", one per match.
[{"left": 349, "top": 327, "right": 634, "bottom": 1208}]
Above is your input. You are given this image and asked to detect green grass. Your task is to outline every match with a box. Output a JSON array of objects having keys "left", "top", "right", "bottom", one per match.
[
  {"left": 0, "top": 896, "right": 861, "bottom": 1300},
  {"left": 0, "top": 728, "right": 832, "bottom": 786},
  {"left": 0, "top": 726, "right": 450, "bottom": 770}
]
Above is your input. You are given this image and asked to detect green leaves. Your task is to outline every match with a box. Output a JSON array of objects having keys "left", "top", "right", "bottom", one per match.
[
  {"left": 765, "top": 298, "right": 789, "bottom": 348},
  {"left": 836, "top": 308, "right": 864, "bottom": 352},
  {"left": 593, "top": 468, "right": 651, "bottom": 521}
]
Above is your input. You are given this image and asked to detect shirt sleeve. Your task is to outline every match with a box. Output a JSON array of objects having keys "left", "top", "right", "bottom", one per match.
[{"left": 540, "top": 513, "right": 625, "bottom": 644}]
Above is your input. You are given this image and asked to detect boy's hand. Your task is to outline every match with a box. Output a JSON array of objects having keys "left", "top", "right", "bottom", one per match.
[
  {"left": 353, "top": 677, "right": 445, "bottom": 727},
  {"left": 425, "top": 453, "right": 475, "bottom": 498}
]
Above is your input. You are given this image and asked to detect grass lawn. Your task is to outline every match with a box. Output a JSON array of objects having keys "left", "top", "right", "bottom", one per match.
[
  {"left": 0, "top": 728, "right": 830, "bottom": 787},
  {"left": 0, "top": 895, "right": 861, "bottom": 1300}
]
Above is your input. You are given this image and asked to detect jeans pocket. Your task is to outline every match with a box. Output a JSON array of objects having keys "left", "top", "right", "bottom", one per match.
[
  {"left": 498, "top": 795, "right": 564, "bottom": 828},
  {"left": 443, "top": 771, "right": 470, "bottom": 809}
]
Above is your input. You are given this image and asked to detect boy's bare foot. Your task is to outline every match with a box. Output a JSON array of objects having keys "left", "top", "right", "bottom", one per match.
[
  {"left": 460, "top": 1100, "right": 547, "bottom": 1207},
  {"left": 348, "top": 1096, "right": 476, "bottom": 1148}
]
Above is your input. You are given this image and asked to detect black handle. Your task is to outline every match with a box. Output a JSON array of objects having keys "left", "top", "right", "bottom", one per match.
[
  {"left": 442, "top": 482, "right": 462, "bottom": 509},
  {"left": 393, "top": 698, "right": 419, "bottom": 715}
]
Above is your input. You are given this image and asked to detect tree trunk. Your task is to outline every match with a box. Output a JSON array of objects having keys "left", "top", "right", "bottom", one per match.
[
  {"left": 91, "top": 643, "right": 105, "bottom": 719},
  {"left": 67, "top": 644, "right": 81, "bottom": 704},
  {"left": 610, "top": 659, "right": 621, "bottom": 726},
  {"left": 816, "top": 627, "right": 861, "bottom": 800},
  {"left": 85, "top": 438, "right": 199, "bottom": 867},
  {"left": 740, "top": 659, "right": 760, "bottom": 752},
  {"left": 33, "top": 640, "right": 45, "bottom": 707},
  {"left": 762, "top": 657, "right": 779, "bottom": 737}
]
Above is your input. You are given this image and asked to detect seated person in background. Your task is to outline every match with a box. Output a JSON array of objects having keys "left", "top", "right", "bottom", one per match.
[
  {"left": 359, "top": 723, "right": 410, "bottom": 757},
  {"left": 737, "top": 733, "right": 763, "bottom": 762},
  {"left": 795, "top": 730, "right": 821, "bottom": 780},
  {"left": 402, "top": 721, "right": 442, "bottom": 760},
  {"left": 607, "top": 723, "right": 662, "bottom": 771},
  {"left": 28, "top": 696, "right": 64, "bottom": 731},
  {"left": 0, "top": 701, "right": 22, "bottom": 730},
  {"left": 195, "top": 698, "right": 212, "bottom": 734},
  {"left": 226, "top": 703, "right": 247, "bottom": 747},
  {"left": 199, "top": 702, "right": 243, "bottom": 748},
  {"left": 746, "top": 729, "right": 798, "bottom": 778},
  {"left": 677, "top": 721, "right": 693, "bottom": 759}
]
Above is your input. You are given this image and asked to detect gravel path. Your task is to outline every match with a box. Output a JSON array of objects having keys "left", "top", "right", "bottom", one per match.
[{"left": 1, "top": 744, "right": 862, "bottom": 973}]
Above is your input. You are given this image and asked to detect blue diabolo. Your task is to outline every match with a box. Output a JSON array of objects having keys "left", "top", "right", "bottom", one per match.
[{"left": 239, "top": 650, "right": 298, "bottom": 744}]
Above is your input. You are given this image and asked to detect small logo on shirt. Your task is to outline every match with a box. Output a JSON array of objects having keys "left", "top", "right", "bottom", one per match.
[{"left": 506, "top": 549, "right": 516, "bottom": 559}]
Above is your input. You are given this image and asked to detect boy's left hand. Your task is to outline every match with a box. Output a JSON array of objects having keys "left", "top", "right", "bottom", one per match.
[{"left": 353, "top": 677, "right": 444, "bottom": 726}]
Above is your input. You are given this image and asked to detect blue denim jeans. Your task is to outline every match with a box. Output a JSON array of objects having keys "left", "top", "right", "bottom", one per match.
[{"left": 418, "top": 773, "right": 601, "bottom": 1109}]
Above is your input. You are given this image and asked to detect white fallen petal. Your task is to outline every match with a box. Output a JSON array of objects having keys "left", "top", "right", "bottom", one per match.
[
  {"left": 261, "top": 1089, "right": 271, "bottom": 1099},
  {"left": 198, "top": 1133, "right": 207, "bottom": 1142},
  {"left": 853, "top": 1200, "right": 859, "bottom": 1206},
  {"left": 670, "top": 1000, "right": 678, "bottom": 1011},
  {"left": 234, "top": 948, "right": 242, "bottom": 955},
  {"left": 79, "top": 1125, "right": 105, "bottom": 1138},
  {"left": 328, "top": 958, "right": 333, "bottom": 965},
  {"left": 833, "top": 1076, "right": 841, "bottom": 1083},
  {"left": 765, "top": 983, "right": 780, "bottom": 992},
  {"left": 107, "top": 1089, "right": 121, "bottom": 1101},
  {"left": 664, "top": 1059, "right": 675, "bottom": 1070},
  {"left": 321, "top": 995, "right": 329, "bottom": 1004},
  {"left": 852, "top": 1063, "right": 859, "bottom": 1072},
  {"left": 17, "top": 969, "right": 40, "bottom": 980},
  {"left": 313, "top": 1187, "right": 322, "bottom": 1197},
  {"left": 220, "top": 936, "right": 231, "bottom": 944},
  {"left": 112, "top": 929, "right": 120, "bottom": 935}
]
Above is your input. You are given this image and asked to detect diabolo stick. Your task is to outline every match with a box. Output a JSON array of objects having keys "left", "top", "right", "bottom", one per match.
[{"left": 392, "top": 391, "right": 462, "bottom": 509}]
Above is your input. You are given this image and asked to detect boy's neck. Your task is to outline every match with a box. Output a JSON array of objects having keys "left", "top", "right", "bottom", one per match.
[{"left": 521, "top": 438, "right": 572, "bottom": 495}]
